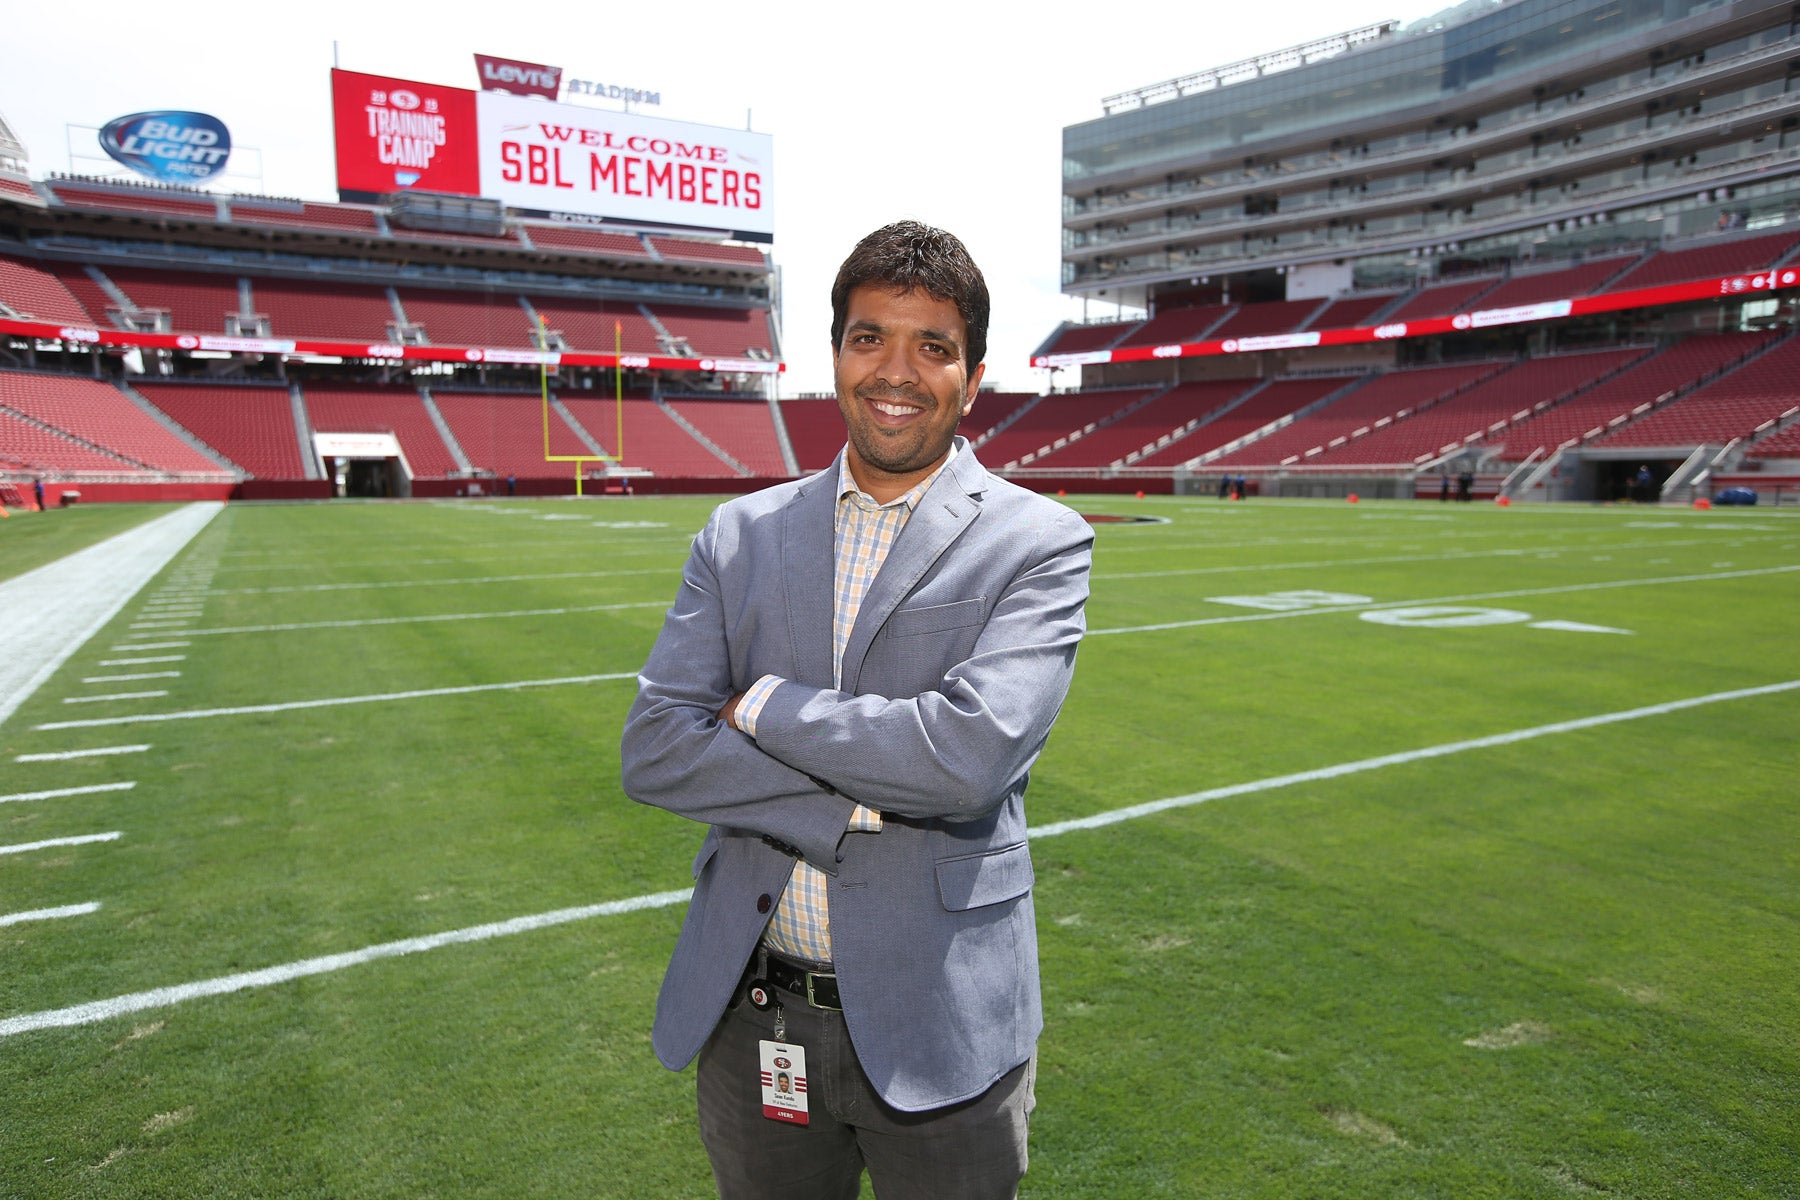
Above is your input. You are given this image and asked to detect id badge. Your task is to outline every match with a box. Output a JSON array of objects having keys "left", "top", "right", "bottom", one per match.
[{"left": 759, "top": 1039, "right": 809, "bottom": 1125}]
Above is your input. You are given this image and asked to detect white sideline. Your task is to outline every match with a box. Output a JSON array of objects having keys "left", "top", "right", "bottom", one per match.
[
  {"left": 4, "top": 677, "right": 1795, "bottom": 1039},
  {"left": 0, "top": 503, "right": 221, "bottom": 730}
]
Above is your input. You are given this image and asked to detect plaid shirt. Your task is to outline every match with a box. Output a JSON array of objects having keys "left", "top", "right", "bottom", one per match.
[{"left": 736, "top": 448, "right": 956, "bottom": 965}]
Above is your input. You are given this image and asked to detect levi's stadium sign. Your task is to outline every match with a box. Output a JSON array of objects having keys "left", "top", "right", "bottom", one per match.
[
  {"left": 474, "top": 54, "right": 560, "bottom": 100},
  {"left": 99, "top": 111, "right": 232, "bottom": 185},
  {"left": 331, "top": 68, "right": 771, "bottom": 239}
]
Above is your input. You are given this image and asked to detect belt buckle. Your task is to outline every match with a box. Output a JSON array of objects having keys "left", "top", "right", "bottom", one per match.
[{"left": 805, "top": 971, "right": 840, "bottom": 1011}]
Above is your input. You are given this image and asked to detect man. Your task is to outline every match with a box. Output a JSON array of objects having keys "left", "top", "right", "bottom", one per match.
[{"left": 621, "top": 221, "right": 1094, "bottom": 1199}]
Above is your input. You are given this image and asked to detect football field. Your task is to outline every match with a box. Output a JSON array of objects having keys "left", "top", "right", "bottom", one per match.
[{"left": 2, "top": 494, "right": 1796, "bottom": 1198}]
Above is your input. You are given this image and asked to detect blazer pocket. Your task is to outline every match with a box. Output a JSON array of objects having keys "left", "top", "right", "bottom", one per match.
[
  {"left": 886, "top": 597, "right": 986, "bottom": 638},
  {"left": 936, "top": 841, "right": 1034, "bottom": 912}
]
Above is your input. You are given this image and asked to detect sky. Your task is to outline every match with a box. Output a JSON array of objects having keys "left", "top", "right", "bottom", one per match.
[{"left": 3, "top": 0, "right": 1457, "bottom": 395}]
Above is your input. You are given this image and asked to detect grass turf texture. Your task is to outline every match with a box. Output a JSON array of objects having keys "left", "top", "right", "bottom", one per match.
[{"left": 1, "top": 495, "right": 1795, "bottom": 1198}]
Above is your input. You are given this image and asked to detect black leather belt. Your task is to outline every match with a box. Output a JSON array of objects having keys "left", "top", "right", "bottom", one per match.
[{"left": 760, "top": 951, "right": 841, "bottom": 1010}]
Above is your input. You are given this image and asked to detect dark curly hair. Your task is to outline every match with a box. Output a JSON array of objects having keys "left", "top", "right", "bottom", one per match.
[{"left": 830, "top": 221, "right": 990, "bottom": 369}]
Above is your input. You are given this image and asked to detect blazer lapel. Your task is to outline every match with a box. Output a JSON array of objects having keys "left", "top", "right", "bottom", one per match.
[
  {"left": 840, "top": 448, "right": 985, "bottom": 694},
  {"left": 782, "top": 465, "right": 839, "bottom": 689}
]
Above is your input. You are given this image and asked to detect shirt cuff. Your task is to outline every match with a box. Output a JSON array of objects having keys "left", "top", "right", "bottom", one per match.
[
  {"left": 848, "top": 805, "right": 883, "bottom": 833},
  {"left": 733, "top": 674, "right": 785, "bottom": 738}
]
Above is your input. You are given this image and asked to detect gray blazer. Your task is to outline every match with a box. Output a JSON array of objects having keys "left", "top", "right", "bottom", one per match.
[{"left": 620, "top": 440, "right": 1094, "bottom": 1112}]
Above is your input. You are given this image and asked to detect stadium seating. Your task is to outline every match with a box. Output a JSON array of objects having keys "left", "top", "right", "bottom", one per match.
[
  {"left": 778, "top": 397, "right": 848, "bottom": 471},
  {"left": 0, "top": 254, "right": 95, "bottom": 325},
  {"left": 528, "top": 297, "right": 662, "bottom": 356},
  {"left": 49, "top": 183, "right": 218, "bottom": 221},
  {"left": 521, "top": 225, "right": 652, "bottom": 258},
  {"left": 1604, "top": 230, "right": 1800, "bottom": 292},
  {"left": 135, "top": 382, "right": 309, "bottom": 479},
  {"left": 430, "top": 390, "right": 596, "bottom": 478},
  {"left": 1036, "top": 380, "right": 1256, "bottom": 468},
  {"left": 1745, "top": 420, "right": 1800, "bottom": 458},
  {"left": 960, "top": 393, "right": 1039, "bottom": 445},
  {"left": 0, "top": 370, "right": 231, "bottom": 475},
  {"left": 0, "top": 177, "right": 39, "bottom": 203},
  {"left": 1134, "top": 376, "right": 1359, "bottom": 467},
  {"left": 560, "top": 395, "right": 740, "bottom": 476},
  {"left": 398, "top": 289, "right": 536, "bottom": 349},
  {"left": 647, "top": 237, "right": 767, "bottom": 267},
  {"left": 1211, "top": 362, "right": 1502, "bottom": 466},
  {"left": 0, "top": 406, "right": 145, "bottom": 474},
  {"left": 1307, "top": 349, "right": 1647, "bottom": 466},
  {"left": 1038, "top": 321, "right": 1141, "bottom": 356},
  {"left": 665, "top": 397, "right": 787, "bottom": 475},
  {"left": 1494, "top": 334, "right": 1770, "bottom": 460},
  {"left": 230, "top": 201, "right": 381, "bottom": 232},
  {"left": 653, "top": 304, "right": 776, "bottom": 358},
  {"left": 1116, "top": 303, "right": 1234, "bottom": 347},
  {"left": 1207, "top": 299, "right": 1328, "bottom": 340},
  {"left": 103, "top": 266, "right": 243, "bottom": 333},
  {"left": 249, "top": 279, "right": 397, "bottom": 342},
  {"left": 45, "top": 262, "right": 114, "bottom": 326},
  {"left": 1380, "top": 277, "right": 1503, "bottom": 322},
  {"left": 976, "top": 389, "right": 1159, "bottom": 467},
  {"left": 1597, "top": 334, "right": 1800, "bottom": 448},
  {"left": 299, "top": 384, "right": 462, "bottom": 479},
  {"left": 1299, "top": 294, "right": 1398, "bottom": 330},
  {"left": 1467, "top": 255, "right": 1640, "bottom": 310}
]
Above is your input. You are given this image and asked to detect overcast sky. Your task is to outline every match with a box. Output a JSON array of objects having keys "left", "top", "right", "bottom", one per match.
[{"left": 4, "top": 0, "right": 1455, "bottom": 394}]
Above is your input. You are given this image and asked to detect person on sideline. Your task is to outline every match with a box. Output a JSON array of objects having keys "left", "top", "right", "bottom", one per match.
[{"left": 621, "top": 221, "right": 1094, "bottom": 1199}]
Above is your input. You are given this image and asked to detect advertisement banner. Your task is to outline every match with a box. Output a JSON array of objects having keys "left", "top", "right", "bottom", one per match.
[
  {"left": 99, "top": 111, "right": 232, "bottom": 185},
  {"left": 331, "top": 69, "right": 481, "bottom": 197},
  {"left": 331, "top": 69, "right": 772, "bottom": 238},
  {"left": 477, "top": 91, "right": 770, "bottom": 235},
  {"left": 474, "top": 54, "right": 561, "bottom": 99}
]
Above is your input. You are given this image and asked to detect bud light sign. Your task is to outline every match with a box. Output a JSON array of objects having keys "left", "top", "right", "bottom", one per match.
[{"left": 98, "top": 111, "right": 232, "bottom": 184}]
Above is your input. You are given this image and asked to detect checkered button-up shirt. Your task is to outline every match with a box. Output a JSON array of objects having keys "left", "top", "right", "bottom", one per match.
[{"left": 735, "top": 448, "right": 955, "bottom": 965}]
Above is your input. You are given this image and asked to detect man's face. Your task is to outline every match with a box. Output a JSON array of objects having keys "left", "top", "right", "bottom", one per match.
[{"left": 833, "top": 284, "right": 985, "bottom": 502}]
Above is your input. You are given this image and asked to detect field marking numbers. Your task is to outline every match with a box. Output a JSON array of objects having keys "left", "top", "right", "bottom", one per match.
[
  {"left": 1093, "top": 563, "right": 1800, "bottom": 637},
  {"left": 1, "top": 782, "right": 136, "bottom": 804},
  {"left": 83, "top": 672, "right": 182, "bottom": 684},
  {"left": 1359, "top": 607, "right": 1632, "bottom": 634},
  {"left": 0, "top": 903, "right": 101, "bottom": 928},
  {"left": 0, "top": 833, "right": 121, "bottom": 856},
  {"left": 5, "top": 678, "right": 1795, "bottom": 1039},
  {"left": 15, "top": 746, "right": 150, "bottom": 762}
]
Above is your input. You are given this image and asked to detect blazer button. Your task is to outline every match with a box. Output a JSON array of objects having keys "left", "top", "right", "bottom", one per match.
[{"left": 756, "top": 894, "right": 772, "bottom": 914}]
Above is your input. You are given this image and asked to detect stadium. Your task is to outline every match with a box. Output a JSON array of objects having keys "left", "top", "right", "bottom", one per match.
[{"left": 2, "top": 3, "right": 1796, "bottom": 1197}]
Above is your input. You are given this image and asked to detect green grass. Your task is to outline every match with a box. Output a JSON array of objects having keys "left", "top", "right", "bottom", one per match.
[
  {"left": 2, "top": 495, "right": 1796, "bottom": 1198},
  {"left": 0, "top": 503, "right": 171, "bottom": 583}
]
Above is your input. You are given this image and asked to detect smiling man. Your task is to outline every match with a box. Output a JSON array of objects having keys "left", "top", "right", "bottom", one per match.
[{"left": 622, "top": 221, "right": 1094, "bottom": 1199}]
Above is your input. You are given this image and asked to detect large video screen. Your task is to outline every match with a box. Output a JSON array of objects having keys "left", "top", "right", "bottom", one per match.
[{"left": 330, "top": 69, "right": 773, "bottom": 240}]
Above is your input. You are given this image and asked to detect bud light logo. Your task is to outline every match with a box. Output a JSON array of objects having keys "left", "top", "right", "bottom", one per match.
[{"left": 99, "top": 111, "right": 232, "bottom": 184}]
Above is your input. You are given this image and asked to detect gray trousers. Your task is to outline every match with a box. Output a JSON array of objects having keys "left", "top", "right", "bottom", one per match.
[{"left": 695, "top": 986, "right": 1034, "bottom": 1200}]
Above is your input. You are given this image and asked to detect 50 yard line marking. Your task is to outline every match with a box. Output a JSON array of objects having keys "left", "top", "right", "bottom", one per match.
[{"left": 4, "top": 677, "right": 1795, "bottom": 1039}]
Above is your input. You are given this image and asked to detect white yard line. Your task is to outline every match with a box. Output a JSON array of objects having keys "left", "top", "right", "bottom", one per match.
[
  {"left": 0, "top": 503, "right": 221, "bottom": 730},
  {"left": 4, "top": 677, "right": 1794, "bottom": 1039},
  {"left": 82, "top": 672, "right": 181, "bottom": 684},
  {"left": 0, "top": 833, "right": 121, "bottom": 856},
  {"left": 111, "top": 642, "right": 191, "bottom": 652},
  {"left": 15, "top": 746, "right": 150, "bottom": 762},
  {"left": 174, "top": 600, "right": 667, "bottom": 637},
  {"left": 0, "top": 903, "right": 101, "bottom": 928},
  {"left": 35, "top": 674, "right": 639, "bottom": 731},
  {"left": 0, "top": 782, "right": 136, "bottom": 804},
  {"left": 63, "top": 691, "right": 170, "bottom": 704},
  {"left": 98, "top": 656, "right": 186, "bottom": 666},
  {"left": 208, "top": 566, "right": 676, "bottom": 595}
]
